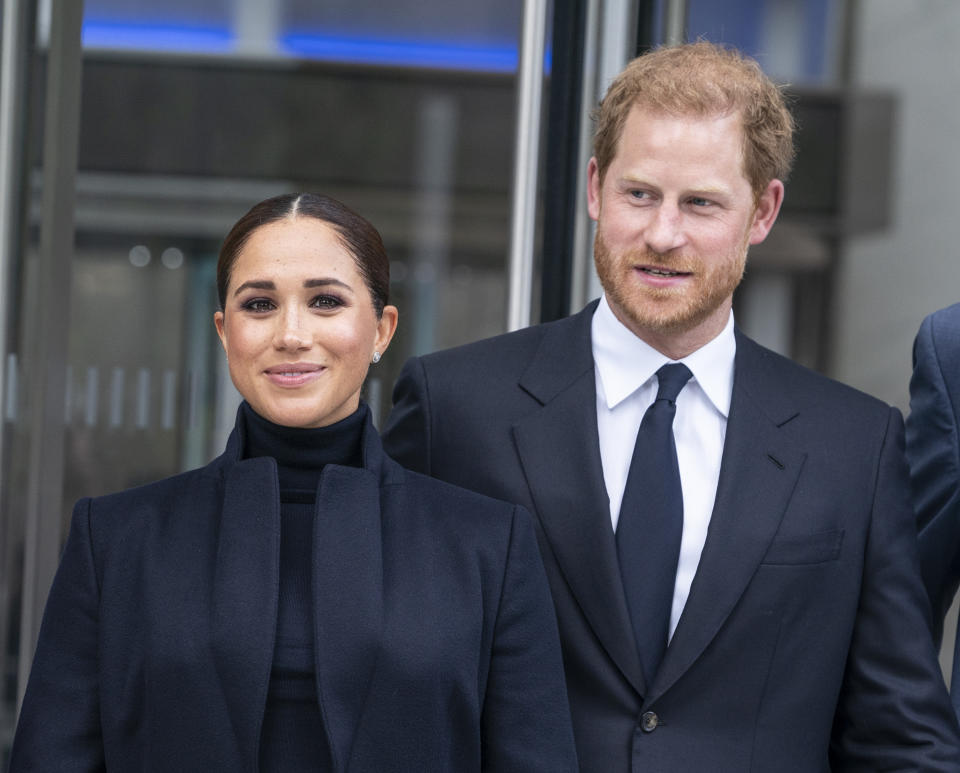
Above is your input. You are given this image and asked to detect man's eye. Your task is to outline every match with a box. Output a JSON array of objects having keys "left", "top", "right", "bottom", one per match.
[{"left": 689, "top": 197, "right": 712, "bottom": 207}]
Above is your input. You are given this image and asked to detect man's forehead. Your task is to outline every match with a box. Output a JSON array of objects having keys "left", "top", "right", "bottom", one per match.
[
  {"left": 614, "top": 104, "right": 750, "bottom": 182},
  {"left": 625, "top": 102, "right": 744, "bottom": 134}
]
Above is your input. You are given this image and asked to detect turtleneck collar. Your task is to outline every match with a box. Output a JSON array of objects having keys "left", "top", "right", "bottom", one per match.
[{"left": 240, "top": 401, "right": 367, "bottom": 498}]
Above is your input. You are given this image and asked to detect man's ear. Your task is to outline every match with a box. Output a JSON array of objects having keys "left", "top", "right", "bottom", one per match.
[
  {"left": 748, "top": 178, "right": 784, "bottom": 245},
  {"left": 587, "top": 157, "right": 602, "bottom": 222}
]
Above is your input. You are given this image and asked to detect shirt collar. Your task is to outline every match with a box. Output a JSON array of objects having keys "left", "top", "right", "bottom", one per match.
[{"left": 591, "top": 294, "right": 736, "bottom": 418}]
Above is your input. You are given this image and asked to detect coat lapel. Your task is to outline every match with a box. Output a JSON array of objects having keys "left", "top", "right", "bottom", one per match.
[
  {"left": 210, "top": 412, "right": 388, "bottom": 771},
  {"left": 512, "top": 302, "right": 645, "bottom": 695},
  {"left": 650, "top": 333, "right": 806, "bottom": 701},
  {"left": 212, "top": 453, "right": 281, "bottom": 765},
  {"left": 313, "top": 423, "right": 387, "bottom": 772}
]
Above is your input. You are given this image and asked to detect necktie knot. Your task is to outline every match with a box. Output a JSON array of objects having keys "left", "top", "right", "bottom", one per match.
[{"left": 655, "top": 363, "right": 692, "bottom": 404}]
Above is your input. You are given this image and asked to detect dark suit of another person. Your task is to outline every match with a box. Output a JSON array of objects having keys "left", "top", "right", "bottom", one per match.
[
  {"left": 907, "top": 301, "right": 960, "bottom": 718},
  {"left": 383, "top": 300, "right": 960, "bottom": 771},
  {"left": 9, "top": 405, "right": 577, "bottom": 772}
]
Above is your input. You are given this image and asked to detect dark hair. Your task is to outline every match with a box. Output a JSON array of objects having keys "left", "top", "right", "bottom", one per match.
[{"left": 216, "top": 193, "right": 390, "bottom": 316}]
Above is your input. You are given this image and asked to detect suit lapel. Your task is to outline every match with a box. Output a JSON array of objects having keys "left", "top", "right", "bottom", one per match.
[
  {"left": 513, "top": 302, "right": 645, "bottom": 695},
  {"left": 650, "top": 333, "right": 806, "bottom": 701},
  {"left": 213, "top": 455, "right": 281, "bottom": 764}
]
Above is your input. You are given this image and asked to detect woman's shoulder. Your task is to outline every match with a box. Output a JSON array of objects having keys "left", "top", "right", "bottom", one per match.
[{"left": 79, "top": 457, "right": 225, "bottom": 526}]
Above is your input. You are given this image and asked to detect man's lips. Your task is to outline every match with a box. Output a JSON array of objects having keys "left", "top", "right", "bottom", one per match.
[{"left": 637, "top": 265, "right": 691, "bottom": 278}]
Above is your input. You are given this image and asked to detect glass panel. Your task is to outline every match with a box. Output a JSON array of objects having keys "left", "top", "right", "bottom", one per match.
[
  {"left": 68, "top": 0, "right": 523, "bottom": 456},
  {"left": 687, "top": 0, "right": 843, "bottom": 85},
  {"left": 1, "top": 0, "right": 530, "bottom": 758}
]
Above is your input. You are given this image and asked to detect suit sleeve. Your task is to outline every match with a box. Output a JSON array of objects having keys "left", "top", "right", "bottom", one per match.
[
  {"left": 830, "top": 408, "right": 960, "bottom": 769},
  {"left": 9, "top": 499, "right": 106, "bottom": 772},
  {"left": 906, "top": 311, "right": 960, "bottom": 637},
  {"left": 382, "top": 355, "right": 433, "bottom": 474},
  {"left": 481, "top": 506, "right": 578, "bottom": 773}
]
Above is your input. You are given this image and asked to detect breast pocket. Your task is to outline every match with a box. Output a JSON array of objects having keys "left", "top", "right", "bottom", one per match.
[{"left": 760, "top": 529, "right": 844, "bottom": 565}]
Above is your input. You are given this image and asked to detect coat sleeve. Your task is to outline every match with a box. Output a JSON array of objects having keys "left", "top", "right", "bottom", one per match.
[
  {"left": 481, "top": 505, "right": 578, "bottom": 773},
  {"left": 830, "top": 407, "right": 960, "bottom": 769},
  {"left": 906, "top": 310, "right": 960, "bottom": 637},
  {"left": 8, "top": 498, "right": 106, "bottom": 772},
  {"left": 381, "top": 356, "right": 433, "bottom": 474}
]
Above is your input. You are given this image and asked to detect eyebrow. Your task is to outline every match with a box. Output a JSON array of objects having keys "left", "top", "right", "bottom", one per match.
[
  {"left": 620, "top": 175, "right": 732, "bottom": 198},
  {"left": 232, "top": 277, "right": 353, "bottom": 296}
]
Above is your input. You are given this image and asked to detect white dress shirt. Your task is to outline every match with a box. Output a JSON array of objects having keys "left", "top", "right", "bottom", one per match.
[{"left": 592, "top": 294, "right": 735, "bottom": 638}]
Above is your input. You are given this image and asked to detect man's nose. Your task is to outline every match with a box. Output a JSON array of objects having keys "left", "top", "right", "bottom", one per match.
[{"left": 643, "top": 203, "right": 687, "bottom": 254}]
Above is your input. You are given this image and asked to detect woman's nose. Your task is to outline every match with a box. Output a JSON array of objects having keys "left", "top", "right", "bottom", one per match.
[{"left": 275, "top": 312, "right": 310, "bottom": 350}]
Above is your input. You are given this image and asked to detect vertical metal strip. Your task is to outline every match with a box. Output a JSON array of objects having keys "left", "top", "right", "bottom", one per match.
[
  {"left": 663, "top": 0, "right": 688, "bottom": 46},
  {"left": 0, "top": 0, "right": 34, "bottom": 500},
  {"left": 18, "top": 0, "right": 85, "bottom": 706},
  {"left": 568, "top": 0, "right": 601, "bottom": 312},
  {"left": 570, "top": 0, "right": 642, "bottom": 311},
  {"left": 506, "top": 0, "right": 548, "bottom": 332}
]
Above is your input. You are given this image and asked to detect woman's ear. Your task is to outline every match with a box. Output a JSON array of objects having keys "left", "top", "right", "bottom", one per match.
[
  {"left": 214, "top": 310, "right": 228, "bottom": 353},
  {"left": 374, "top": 305, "right": 399, "bottom": 358}
]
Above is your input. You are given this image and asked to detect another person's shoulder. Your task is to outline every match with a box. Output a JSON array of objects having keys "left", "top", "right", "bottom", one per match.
[
  {"left": 916, "top": 302, "right": 960, "bottom": 350},
  {"left": 923, "top": 301, "right": 960, "bottom": 328}
]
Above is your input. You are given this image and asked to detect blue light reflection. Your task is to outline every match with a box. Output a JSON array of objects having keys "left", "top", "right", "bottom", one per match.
[
  {"left": 281, "top": 32, "right": 518, "bottom": 73},
  {"left": 81, "top": 19, "right": 526, "bottom": 73},
  {"left": 83, "top": 20, "right": 235, "bottom": 53}
]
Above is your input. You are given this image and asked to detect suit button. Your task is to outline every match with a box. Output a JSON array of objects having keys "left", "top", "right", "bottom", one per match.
[{"left": 641, "top": 711, "right": 659, "bottom": 732}]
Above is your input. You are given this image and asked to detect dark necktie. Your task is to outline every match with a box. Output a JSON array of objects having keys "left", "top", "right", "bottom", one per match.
[{"left": 616, "top": 362, "right": 693, "bottom": 685}]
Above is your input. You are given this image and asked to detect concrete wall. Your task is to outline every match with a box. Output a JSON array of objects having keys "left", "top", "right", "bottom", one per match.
[
  {"left": 834, "top": 0, "right": 960, "bottom": 681},
  {"left": 833, "top": 1, "right": 960, "bottom": 411}
]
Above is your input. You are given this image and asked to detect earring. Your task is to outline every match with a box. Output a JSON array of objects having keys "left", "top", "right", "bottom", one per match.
[{"left": 372, "top": 351, "right": 381, "bottom": 364}]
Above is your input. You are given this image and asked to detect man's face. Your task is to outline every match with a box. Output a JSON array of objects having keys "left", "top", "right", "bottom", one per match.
[{"left": 587, "top": 105, "right": 782, "bottom": 356}]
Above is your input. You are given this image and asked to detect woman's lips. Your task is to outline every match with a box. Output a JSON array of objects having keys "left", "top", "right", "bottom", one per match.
[{"left": 263, "top": 363, "right": 325, "bottom": 387}]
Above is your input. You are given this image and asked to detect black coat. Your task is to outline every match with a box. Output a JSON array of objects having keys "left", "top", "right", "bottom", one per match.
[
  {"left": 383, "top": 300, "right": 960, "bottom": 771},
  {"left": 10, "top": 410, "right": 577, "bottom": 772}
]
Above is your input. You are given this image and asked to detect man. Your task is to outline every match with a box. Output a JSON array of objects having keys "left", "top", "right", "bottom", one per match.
[
  {"left": 906, "top": 302, "right": 960, "bottom": 719},
  {"left": 383, "top": 42, "right": 960, "bottom": 770}
]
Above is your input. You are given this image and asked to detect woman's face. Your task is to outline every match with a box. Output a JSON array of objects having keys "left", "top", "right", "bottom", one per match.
[{"left": 214, "top": 216, "right": 397, "bottom": 429}]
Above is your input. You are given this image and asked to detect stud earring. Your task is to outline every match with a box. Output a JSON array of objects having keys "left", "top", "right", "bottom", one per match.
[{"left": 372, "top": 351, "right": 381, "bottom": 364}]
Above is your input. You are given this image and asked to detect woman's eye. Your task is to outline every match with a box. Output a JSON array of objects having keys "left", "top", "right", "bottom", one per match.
[
  {"left": 242, "top": 298, "right": 275, "bottom": 313},
  {"left": 311, "top": 295, "right": 343, "bottom": 310}
]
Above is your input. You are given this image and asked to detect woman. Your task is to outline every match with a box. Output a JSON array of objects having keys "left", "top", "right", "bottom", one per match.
[{"left": 10, "top": 193, "right": 577, "bottom": 772}]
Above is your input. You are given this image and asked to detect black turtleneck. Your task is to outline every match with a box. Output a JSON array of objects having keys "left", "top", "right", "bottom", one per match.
[{"left": 240, "top": 401, "right": 367, "bottom": 772}]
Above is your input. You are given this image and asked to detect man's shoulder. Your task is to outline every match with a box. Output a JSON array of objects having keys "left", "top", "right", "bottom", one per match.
[
  {"left": 418, "top": 301, "right": 596, "bottom": 373},
  {"left": 736, "top": 331, "right": 890, "bottom": 419}
]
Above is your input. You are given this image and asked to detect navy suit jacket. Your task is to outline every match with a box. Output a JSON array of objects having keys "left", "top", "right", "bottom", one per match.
[
  {"left": 907, "top": 302, "right": 960, "bottom": 718},
  {"left": 10, "top": 409, "right": 577, "bottom": 772},
  {"left": 383, "top": 301, "right": 960, "bottom": 772}
]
